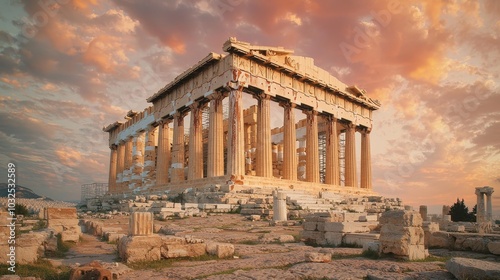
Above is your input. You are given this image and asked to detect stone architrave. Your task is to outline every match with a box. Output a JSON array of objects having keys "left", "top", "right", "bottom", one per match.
[
  {"left": 188, "top": 102, "right": 204, "bottom": 180},
  {"left": 129, "top": 212, "right": 153, "bottom": 236},
  {"left": 281, "top": 102, "right": 297, "bottom": 181},
  {"left": 207, "top": 92, "right": 225, "bottom": 177},
  {"left": 304, "top": 110, "right": 319, "bottom": 183},
  {"left": 344, "top": 123, "right": 357, "bottom": 188},
  {"left": 255, "top": 93, "right": 272, "bottom": 177},
  {"left": 273, "top": 190, "right": 287, "bottom": 222},
  {"left": 156, "top": 120, "right": 171, "bottom": 186},
  {"left": 171, "top": 112, "right": 187, "bottom": 182}
]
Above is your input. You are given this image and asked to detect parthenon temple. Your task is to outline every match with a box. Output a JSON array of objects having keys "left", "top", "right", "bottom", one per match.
[{"left": 103, "top": 38, "right": 381, "bottom": 196}]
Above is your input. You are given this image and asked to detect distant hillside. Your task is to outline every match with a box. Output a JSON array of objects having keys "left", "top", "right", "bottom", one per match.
[{"left": 0, "top": 183, "right": 52, "bottom": 200}]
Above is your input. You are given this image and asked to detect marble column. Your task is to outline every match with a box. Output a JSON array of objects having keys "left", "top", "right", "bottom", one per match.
[
  {"left": 255, "top": 93, "right": 272, "bottom": 177},
  {"left": 227, "top": 88, "right": 245, "bottom": 178},
  {"left": 273, "top": 190, "right": 287, "bottom": 222},
  {"left": 360, "top": 128, "right": 372, "bottom": 189},
  {"left": 108, "top": 145, "right": 117, "bottom": 194},
  {"left": 171, "top": 112, "right": 186, "bottom": 182},
  {"left": 419, "top": 205, "right": 428, "bottom": 221},
  {"left": 116, "top": 142, "right": 125, "bottom": 191},
  {"left": 123, "top": 137, "right": 133, "bottom": 190},
  {"left": 128, "top": 212, "right": 153, "bottom": 236},
  {"left": 281, "top": 102, "right": 297, "bottom": 181},
  {"left": 188, "top": 102, "right": 204, "bottom": 180},
  {"left": 325, "top": 115, "right": 339, "bottom": 185},
  {"left": 475, "top": 188, "right": 485, "bottom": 223},
  {"left": 143, "top": 126, "right": 157, "bottom": 188},
  {"left": 486, "top": 192, "right": 493, "bottom": 222},
  {"left": 305, "top": 110, "right": 319, "bottom": 183},
  {"left": 345, "top": 123, "right": 357, "bottom": 188},
  {"left": 130, "top": 131, "right": 145, "bottom": 190},
  {"left": 156, "top": 120, "right": 171, "bottom": 186},
  {"left": 207, "top": 92, "right": 225, "bottom": 177}
]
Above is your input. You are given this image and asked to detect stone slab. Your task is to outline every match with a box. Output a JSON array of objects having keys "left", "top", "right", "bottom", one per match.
[{"left": 446, "top": 257, "right": 500, "bottom": 280}]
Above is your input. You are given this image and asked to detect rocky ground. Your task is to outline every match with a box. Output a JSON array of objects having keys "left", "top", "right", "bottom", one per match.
[{"left": 34, "top": 214, "right": 498, "bottom": 279}]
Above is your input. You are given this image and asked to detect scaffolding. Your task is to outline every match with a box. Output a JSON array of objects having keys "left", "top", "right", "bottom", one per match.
[{"left": 81, "top": 182, "right": 108, "bottom": 203}]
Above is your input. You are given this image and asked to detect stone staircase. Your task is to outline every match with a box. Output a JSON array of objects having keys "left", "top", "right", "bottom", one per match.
[{"left": 281, "top": 190, "right": 334, "bottom": 212}]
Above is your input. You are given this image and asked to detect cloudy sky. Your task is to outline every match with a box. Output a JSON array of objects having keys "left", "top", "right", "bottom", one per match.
[{"left": 0, "top": 0, "right": 498, "bottom": 215}]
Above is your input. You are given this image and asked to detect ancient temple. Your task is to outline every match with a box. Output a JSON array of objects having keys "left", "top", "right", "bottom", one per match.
[{"left": 103, "top": 38, "right": 381, "bottom": 196}]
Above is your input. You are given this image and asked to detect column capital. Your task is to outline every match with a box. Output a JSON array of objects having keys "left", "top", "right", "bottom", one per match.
[
  {"left": 279, "top": 101, "right": 296, "bottom": 109},
  {"left": 173, "top": 110, "right": 188, "bottom": 120},
  {"left": 188, "top": 100, "right": 207, "bottom": 111},
  {"left": 302, "top": 109, "right": 319, "bottom": 116},
  {"left": 324, "top": 113, "right": 338, "bottom": 122},
  {"left": 110, "top": 144, "right": 118, "bottom": 150},
  {"left": 253, "top": 92, "right": 271, "bottom": 101},
  {"left": 157, "top": 118, "right": 172, "bottom": 126},
  {"left": 357, "top": 126, "right": 372, "bottom": 134},
  {"left": 207, "top": 90, "right": 227, "bottom": 101}
]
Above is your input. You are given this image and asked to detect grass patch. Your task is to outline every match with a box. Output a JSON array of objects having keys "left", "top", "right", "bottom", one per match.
[
  {"left": 0, "top": 259, "right": 71, "bottom": 280},
  {"left": 361, "top": 249, "right": 379, "bottom": 259},
  {"left": 411, "top": 255, "right": 450, "bottom": 263},
  {"left": 127, "top": 254, "right": 220, "bottom": 270},
  {"left": 331, "top": 253, "right": 362, "bottom": 260},
  {"left": 339, "top": 242, "right": 362, "bottom": 248},
  {"left": 238, "top": 239, "right": 260, "bottom": 245}
]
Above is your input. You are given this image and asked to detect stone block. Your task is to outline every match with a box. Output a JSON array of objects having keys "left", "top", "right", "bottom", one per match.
[
  {"left": 379, "top": 210, "right": 422, "bottom": 227},
  {"left": 303, "top": 221, "right": 318, "bottom": 231},
  {"left": 324, "top": 232, "right": 343, "bottom": 246},
  {"left": 118, "top": 235, "right": 162, "bottom": 263},
  {"left": 344, "top": 233, "right": 380, "bottom": 247},
  {"left": 305, "top": 252, "right": 331, "bottom": 263},
  {"left": 380, "top": 224, "right": 424, "bottom": 246},
  {"left": 359, "top": 215, "right": 378, "bottom": 222},
  {"left": 461, "top": 237, "right": 489, "bottom": 253},
  {"left": 363, "top": 241, "right": 380, "bottom": 254},
  {"left": 300, "top": 230, "right": 325, "bottom": 245},
  {"left": 206, "top": 242, "right": 234, "bottom": 258},
  {"left": 278, "top": 235, "right": 295, "bottom": 243},
  {"left": 323, "top": 222, "right": 370, "bottom": 233},
  {"left": 446, "top": 257, "right": 500, "bottom": 280},
  {"left": 427, "top": 231, "right": 453, "bottom": 248},
  {"left": 69, "top": 261, "right": 113, "bottom": 280},
  {"left": 46, "top": 208, "right": 77, "bottom": 219},
  {"left": 161, "top": 243, "right": 206, "bottom": 258},
  {"left": 488, "top": 241, "right": 500, "bottom": 255},
  {"left": 447, "top": 224, "right": 465, "bottom": 232},
  {"left": 61, "top": 230, "right": 80, "bottom": 243}
]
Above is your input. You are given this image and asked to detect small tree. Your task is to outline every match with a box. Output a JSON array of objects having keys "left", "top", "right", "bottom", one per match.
[
  {"left": 15, "top": 203, "right": 29, "bottom": 216},
  {"left": 449, "top": 199, "right": 477, "bottom": 222}
]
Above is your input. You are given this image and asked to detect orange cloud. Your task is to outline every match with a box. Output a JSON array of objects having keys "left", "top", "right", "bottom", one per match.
[{"left": 55, "top": 147, "right": 82, "bottom": 168}]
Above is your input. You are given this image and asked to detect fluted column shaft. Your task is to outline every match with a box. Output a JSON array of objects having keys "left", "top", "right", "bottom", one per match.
[
  {"left": 476, "top": 189, "right": 485, "bottom": 223},
  {"left": 281, "top": 102, "right": 297, "bottom": 180},
  {"left": 143, "top": 127, "right": 157, "bottom": 187},
  {"left": 156, "top": 120, "right": 171, "bottom": 186},
  {"left": 123, "top": 137, "right": 133, "bottom": 190},
  {"left": 486, "top": 193, "right": 493, "bottom": 222},
  {"left": 188, "top": 102, "right": 204, "bottom": 180},
  {"left": 108, "top": 145, "right": 117, "bottom": 194},
  {"left": 207, "top": 92, "right": 225, "bottom": 177},
  {"left": 325, "top": 115, "right": 340, "bottom": 185},
  {"left": 171, "top": 113, "right": 186, "bottom": 182},
  {"left": 130, "top": 131, "right": 145, "bottom": 189},
  {"left": 116, "top": 142, "right": 125, "bottom": 191},
  {"left": 255, "top": 93, "right": 272, "bottom": 177},
  {"left": 345, "top": 123, "right": 357, "bottom": 188},
  {"left": 360, "top": 128, "right": 372, "bottom": 189},
  {"left": 227, "top": 88, "right": 245, "bottom": 177},
  {"left": 305, "top": 110, "right": 319, "bottom": 183}
]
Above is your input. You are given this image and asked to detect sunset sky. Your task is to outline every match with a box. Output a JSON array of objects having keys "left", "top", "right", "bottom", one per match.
[{"left": 0, "top": 0, "right": 498, "bottom": 216}]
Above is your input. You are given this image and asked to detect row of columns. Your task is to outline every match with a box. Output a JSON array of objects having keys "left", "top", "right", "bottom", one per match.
[{"left": 108, "top": 89, "right": 373, "bottom": 192}]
